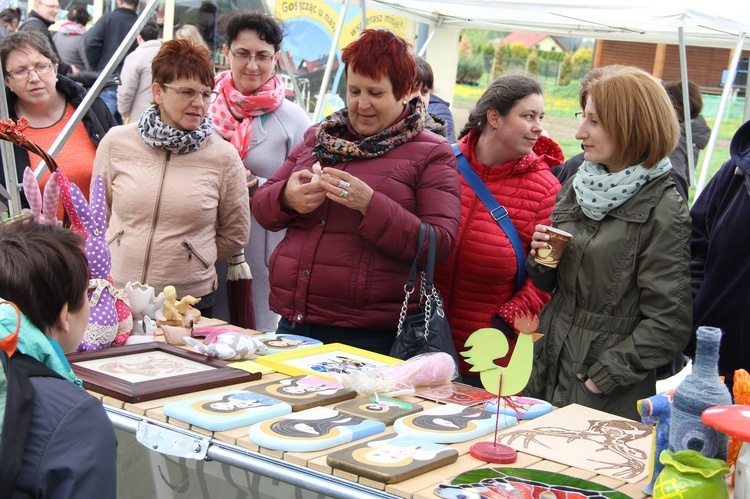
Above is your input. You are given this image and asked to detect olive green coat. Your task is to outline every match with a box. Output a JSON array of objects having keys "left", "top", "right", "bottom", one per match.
[{"left": 525, "top": 172, "right": 692, "bottom": 420}]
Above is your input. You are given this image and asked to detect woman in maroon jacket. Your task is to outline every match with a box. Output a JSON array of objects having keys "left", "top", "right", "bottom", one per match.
[
  {"left": 434, "top": 74, "right": 564, "bottom": 383},
  {"left": 252, "top": 29, "right": 460, "bottom": 355}
]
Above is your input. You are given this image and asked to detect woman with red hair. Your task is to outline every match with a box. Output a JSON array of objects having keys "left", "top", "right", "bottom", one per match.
[
  {"left": 93, "top": 39, "right": 251, "bottom": 317},
  {"left": 253, "top": 29, "right": 460, "bottom": 355}
]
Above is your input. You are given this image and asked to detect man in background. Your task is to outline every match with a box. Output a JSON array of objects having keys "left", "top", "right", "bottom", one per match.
[
  {"left": 118, "top": 20, "right": 160, "bottom": 123},
  {"left": 85, "top": 0, "right": 139, "bottom": 124},
  {"left": 18, "top": 0, "right": 74, "bottom": 75}
]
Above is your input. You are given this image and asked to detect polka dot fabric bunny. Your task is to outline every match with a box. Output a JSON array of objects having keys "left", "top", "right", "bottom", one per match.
[
  {"left": 22, "top": 167, "right": 59, "bottom": 225},
  {"left": 61, "top": 175, "right": 119, "bottom": 350}
]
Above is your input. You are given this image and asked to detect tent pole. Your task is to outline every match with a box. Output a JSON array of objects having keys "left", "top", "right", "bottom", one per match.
[
  {"left": 418, "top": 18, "right": 444, "bottom": 57},
  {"left": 0, "top": 66, "right": 22, "bottom": 216},
  {"left": 677, "top": 27, "right": 695, "bottom": 188},
  {"left": 312, "top": 0, "right": 351, "bottom": 123},
  {"left": 32, "top": 0, "right": 161, "bottom": 181},
  {"left": 695, "top": 32, "right": 746, "bottom": 199},
  {"left": 744, "top": 73, "right": 750, "bottom": 124},
  {"left": 360, "top": 0, "right": 367, "bottom": 30}
]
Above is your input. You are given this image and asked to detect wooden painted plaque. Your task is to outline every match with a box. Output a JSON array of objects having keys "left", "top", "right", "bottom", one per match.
[
  {"left": 393, "top": 403, "right": 517, "bottom": 444},
  {"left": 163, "top": 390, "right": 292, "bottom": 432},
  {"left": 483, "top": 396, "right": 554, "bottom": 420},
  {"left": 334, "top": 396, "right": 423, "bottom": 426},
  {"left": 435, "top": 467, "right": 632, "bottom": 498},
  {"left": 243, "top": 375, "right": 356, "bottom": 411},
  {"left": 327, "top": 435, "right": 458, "bottom": 484},
  {"left": 252, "top": 333, "right": 323, "bottom": 355},
  {"left": 248, "top": 407, "right": 386, "bottom": 452},
  {"left": 494, "top": 403, "right": 653, "bottom": 483}
]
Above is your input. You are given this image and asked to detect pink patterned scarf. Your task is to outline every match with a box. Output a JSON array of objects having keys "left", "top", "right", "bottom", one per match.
[{"left": 210, "top": 71, "right": 285, "bottom": 160}]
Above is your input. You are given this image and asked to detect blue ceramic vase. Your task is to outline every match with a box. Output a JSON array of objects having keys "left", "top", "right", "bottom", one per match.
[{"left": 668, "top": 326, "right": 732, "bottom": 459}]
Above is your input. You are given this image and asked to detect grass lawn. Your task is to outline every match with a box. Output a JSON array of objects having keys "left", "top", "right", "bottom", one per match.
[{"left": 453, "top": 80, "right": 739, "bottom": 204}]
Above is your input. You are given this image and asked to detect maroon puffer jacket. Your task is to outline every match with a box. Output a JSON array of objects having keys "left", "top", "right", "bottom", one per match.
[
  {"left": 253, "top": 126, "right": 461, "bottom": 331},
  {"left": 434, "top": 131, "right": 563, "bottom": 375}
]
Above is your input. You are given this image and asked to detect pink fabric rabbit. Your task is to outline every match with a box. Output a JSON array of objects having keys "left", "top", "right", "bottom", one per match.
[
  {"left": 59, "top": 174, "right": 119, "bottom": 350},
  {"left": 22, "top": 167, "right": 59, "bottom": 225}
]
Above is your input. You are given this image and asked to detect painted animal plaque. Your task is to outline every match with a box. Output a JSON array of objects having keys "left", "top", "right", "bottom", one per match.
[
  {"left": 243, "top": 375, "right": 356, "bottom": 411},
  {"left": 393, "top": 403, "right": 517, "bottom": 444},
  {"left": 162, "top": 390, "right": 292, "bottom": 432},
  {"left": 483, "top": 396, "right": 554, "bottom": 420},
  {"left": 494, "top": 403, "right": 653, "bottom": 483},
  {"left": 435, "top": 467, "right": 632, "bottom": 499},
  {"left": 334, "top": 396, "right": 423, "bottom": 426},
  {"left": 414, "top": 382, "right": 496, "bottom": 406},
  {"left": 326, "top": 435, "right": 458, "bottom": 484},
  {"left": 248, "top": 406, "right": 386, "bottom": 452},
  {"left": 252, "top": 333, "right": 323, "bottom": 355}
]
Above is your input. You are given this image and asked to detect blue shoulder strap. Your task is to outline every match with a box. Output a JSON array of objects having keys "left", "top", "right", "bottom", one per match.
[{"left": 452, "top": 143, "right": 526, "bottom": 291}]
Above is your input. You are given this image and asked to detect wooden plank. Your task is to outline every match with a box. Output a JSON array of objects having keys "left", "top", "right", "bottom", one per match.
[
  {"left": 257, "top": 446, "right": 284, "bottom": 459},
  {"left": 213, "top": 426, "right": 251, "bottom": 446},
  {"left": 234, "top": 436, "right": 259, "bottom": 452},
  {"left": 359, "top": 476, "right": 387, "bottom": 491},
  {"left": 332, "top": 467, "right": 360, "bottom": 482},
  {"left": 307, "top": 455, "right": 332, "bottom": 474},
  {"left": 616, "top": 480, "right": 649, "bottom": 499},
  {"left": 389, "top": 454, "right": 484, "bottom": 499}
]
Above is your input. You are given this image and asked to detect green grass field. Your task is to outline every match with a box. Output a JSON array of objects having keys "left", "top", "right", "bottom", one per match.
[{"left": 453, "top": 79, "right": 741, "bottom": 204}]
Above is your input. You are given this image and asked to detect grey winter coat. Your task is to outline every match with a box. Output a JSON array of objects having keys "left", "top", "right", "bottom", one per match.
[
  {"left": 669, "top": 115, "right": 711, "bottom": 186},
  {"left": 525, "top": 171, "right": 692, "bottom": 420}
]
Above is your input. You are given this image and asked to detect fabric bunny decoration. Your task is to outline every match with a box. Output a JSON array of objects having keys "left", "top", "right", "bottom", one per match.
[
  {"left": 60, "top": 174, "right": 119, "bottom": 350},
  {"left": 22, "top": 167, "right": 59, "bottom": 225}
]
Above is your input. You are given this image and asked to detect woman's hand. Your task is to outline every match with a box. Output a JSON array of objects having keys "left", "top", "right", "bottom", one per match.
[
  {"left": 319, "top": 167, "right": 373, "bottom": 216},
  {"left": 530, "top": 224, "right": 552, "bottom": 257},
  {"left": 280, "top": 170, "right": 327, "bottom": 214},
  {"left": 584, "top": 377, "right": 603, "bottom": 394}
]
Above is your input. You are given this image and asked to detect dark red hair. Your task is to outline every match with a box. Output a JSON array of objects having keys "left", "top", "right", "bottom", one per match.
[
  {"left": 341, "top": 29, "right": 415, "bottom": 101},
  {"left": 151, "top": 38, "right": 214, "bottom": 89}
]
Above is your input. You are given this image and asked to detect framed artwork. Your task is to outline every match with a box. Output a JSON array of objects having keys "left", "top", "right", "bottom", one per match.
[
  {"left": 435, "top": 467, "right": 632, "bottom": 499},
  {"left": 252, "top": 333, "right": 323, "bottom": 355},
  {"left": 334, "top": 396, "right": 423, "bottom": 426},
  {"left": 393, "top": 403, "right": 517, "bottom": 444},
  {"left": 255, "top": 343, "right": 401, "bottom": 380},
  {"left": 327, "top": 435, "right": 458, "bottom": 484},
  {"left": 247, "top": 407, "right": 386, "bottom": 452},
  {"left": 66, "top": 343, "right": 261, "bottom": 403},
  {"left": 163, "top": 390, "right": 292, "bottom": 431},
  {"left": 244, "top": 375, "right": 356, "bottom": 412}
]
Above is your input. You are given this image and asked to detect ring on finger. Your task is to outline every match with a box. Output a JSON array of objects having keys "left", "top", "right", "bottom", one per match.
[
  {"left": 338, "top": 180, "right": 351, "bottom": 190},
  {"left": 339, "top": 189, "right": 349, "bottom": 199}
]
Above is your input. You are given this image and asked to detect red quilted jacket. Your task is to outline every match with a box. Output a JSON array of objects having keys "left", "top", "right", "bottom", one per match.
[{"left": 434, "top": 130, "right": 563, "bottom": 375}]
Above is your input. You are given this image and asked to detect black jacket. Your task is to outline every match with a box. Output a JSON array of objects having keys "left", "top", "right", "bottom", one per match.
[
  {"left": 84, "top": 7, "right": 138, "bottom": 74},
  {"left": 689, "top": 119, "right": 750, "bottom": 387},
  {"left": 0, "top": 75, "right": 117, "bottom": 205},
  {"left": 17, "top": 11, "right": 73, "bottom": 75}
]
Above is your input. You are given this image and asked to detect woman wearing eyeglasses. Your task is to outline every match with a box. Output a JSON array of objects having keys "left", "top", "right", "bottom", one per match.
[
  {"left": 93, "top": 39, "right": 250, "bottom": 317},
  {"left": 209, "top": 11, "right": 309, "bottom": 332},
  {"left": 0, "top": 31, "right": 115, "bottom": 208}
]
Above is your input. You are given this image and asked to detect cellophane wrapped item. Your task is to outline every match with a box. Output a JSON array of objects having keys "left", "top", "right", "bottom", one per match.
[{"left": 331, "top": 352, "right": 459, "bottom": 397}]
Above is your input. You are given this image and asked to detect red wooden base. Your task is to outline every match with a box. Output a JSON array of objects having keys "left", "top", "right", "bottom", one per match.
[{"left": 469, "top": 441, "right": 517, "bottom": 464}]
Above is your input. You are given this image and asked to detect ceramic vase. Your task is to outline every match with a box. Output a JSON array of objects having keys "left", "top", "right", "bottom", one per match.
[
  {"left": 669, "top": 326, "right": 732, "bottom": 459},
  {"left": 653, "top": 450, "right": 729, "bottom": 498}
]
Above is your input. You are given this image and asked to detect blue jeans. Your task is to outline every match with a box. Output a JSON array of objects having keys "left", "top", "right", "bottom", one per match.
[
  {"left": 99, "top": 87, "right": 123, "bottom": 125},
  {"left": 276, "top": 317, "right": 396, "bottom": 356}
]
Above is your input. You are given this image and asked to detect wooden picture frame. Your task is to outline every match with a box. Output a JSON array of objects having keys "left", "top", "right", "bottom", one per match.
[
  {"left": 255, "top": 343, "right": 401, "bottom": 380},
  {"left": 66, "top": 343, "right": 261, "bottom": 403}
]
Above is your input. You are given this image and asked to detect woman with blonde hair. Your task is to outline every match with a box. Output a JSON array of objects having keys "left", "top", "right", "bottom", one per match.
[
  {"left": 175, "top": 23, "right": 208, "bottom": 50},
  {"left": 527, "top": 66, "right": 692, "bottom": 420}
]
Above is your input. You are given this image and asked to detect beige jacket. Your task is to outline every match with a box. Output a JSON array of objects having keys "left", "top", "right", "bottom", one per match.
[{"left": 94, "top": 124, "right": 250, "bottom": 298}]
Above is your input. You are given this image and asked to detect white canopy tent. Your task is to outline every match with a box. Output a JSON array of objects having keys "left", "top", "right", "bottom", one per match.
[{"left": 356, "top": 0, "right": 750, "bottom": 196}]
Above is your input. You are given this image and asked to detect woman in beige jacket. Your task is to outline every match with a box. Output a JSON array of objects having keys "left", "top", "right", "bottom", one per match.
[{"left": 94, "top": 39, "right": 250, "bottom": 317}]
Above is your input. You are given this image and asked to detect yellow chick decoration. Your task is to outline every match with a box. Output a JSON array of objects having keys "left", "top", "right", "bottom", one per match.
[{"left": 461, "top": 312, "right": 543, "bottom": 396}]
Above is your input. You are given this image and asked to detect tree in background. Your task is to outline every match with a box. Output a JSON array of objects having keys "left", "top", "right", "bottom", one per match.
[
  {"left": 526, "top": 49, "right": 539, "bottom": 75},
  {"left": 571, "top": 47, "right": 593, "bottom": 65},
  {"left": 508, "top": 41, "right": 529, "bottom": 59},
  {"left": 459, "top": 34, "right": 473, "bottom": 56},
  {"left": 493, "top": 43, "right": 507, "bottom": 79},
  {"left": 557, "top": 53, "right": 573, "bottom": 86}
]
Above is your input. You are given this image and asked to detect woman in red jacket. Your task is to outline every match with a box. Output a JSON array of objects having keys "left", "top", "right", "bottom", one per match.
[
  {"left": 252, "top": 30, "right": 460, "bottom": 355},
  {"left": 434, "top": 74, "right": 563, "bottom": 383}
]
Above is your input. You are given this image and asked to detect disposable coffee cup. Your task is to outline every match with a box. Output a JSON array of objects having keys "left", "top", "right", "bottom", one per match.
[{"left": 534, "top": 226, "right": 572, "bottom": 268}]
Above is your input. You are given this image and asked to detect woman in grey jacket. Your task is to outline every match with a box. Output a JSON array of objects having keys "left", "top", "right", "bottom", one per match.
[
  {"left": 527, "top": 66, "right": 692, "bottom": 420},
  {"left": 210, "top": 11, "right": 309, "bottom": 332}
]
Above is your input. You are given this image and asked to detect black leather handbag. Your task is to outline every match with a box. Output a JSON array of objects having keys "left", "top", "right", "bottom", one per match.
[{"left": 389, "top": 223, "right": 460, "bottom": 373}]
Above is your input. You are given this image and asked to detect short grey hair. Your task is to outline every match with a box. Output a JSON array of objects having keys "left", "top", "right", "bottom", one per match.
[{"left": 0, "top": 31, "right": 58, "bottom": 75}]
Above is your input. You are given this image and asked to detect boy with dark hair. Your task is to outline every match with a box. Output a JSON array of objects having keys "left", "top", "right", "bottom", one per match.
[{"left": 0, "top": 220, "right": 117, "bottom": 498}]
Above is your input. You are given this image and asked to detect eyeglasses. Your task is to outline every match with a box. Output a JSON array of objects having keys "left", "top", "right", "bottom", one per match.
[
  {"left": 38, "top": 2, "right": 60, "bottom": 9},
  {"left": 162, "top": 83, "right": 218, "bottom": 104},
  {"left": 228, "top": 48, "right": 276, "bottom": 64},
  {"left": 5, "top": 63, "right": 56, "bottom": 80},
  {"left": 575, "top": 111, "right": 584, "bottom": 123}
]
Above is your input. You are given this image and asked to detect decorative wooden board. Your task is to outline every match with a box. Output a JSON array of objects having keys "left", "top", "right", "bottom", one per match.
[
  {"left": 393, "top": 403, "right": 517, "bottom": 444},
  {"left": 334, "top": 396, "right": 423, "bottom": 426},
  {"left": 494, "top": 404, "right": 653, "bottom": 483},
  {"left": 243, "top": 375, "right": 356, "bottom": 411},
  {"left": 252, "top": 333, "right": 323, "bottom": 355},
  {"left": 163, "top": 389, "right": 292, "bottom": 432},
  {"left": 483, "top": 396, "right": 554, "bottom": 420},
  {"left": 435, "top": 467, "right": 632, "bottom": 498},
  {"left": 248, "top": 406, "right": 386, "bottom": 452},
  {"left": 326, "top": 435, "right": 458, "bottom": 484},
  {"left": 414, "top": 382, "right": 495, "bottom": 406}
]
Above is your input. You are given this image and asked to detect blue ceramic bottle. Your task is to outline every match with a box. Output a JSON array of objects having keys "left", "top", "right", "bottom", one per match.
[{"left": 668, "top": 326, "right": 732, "bottom": 459}]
